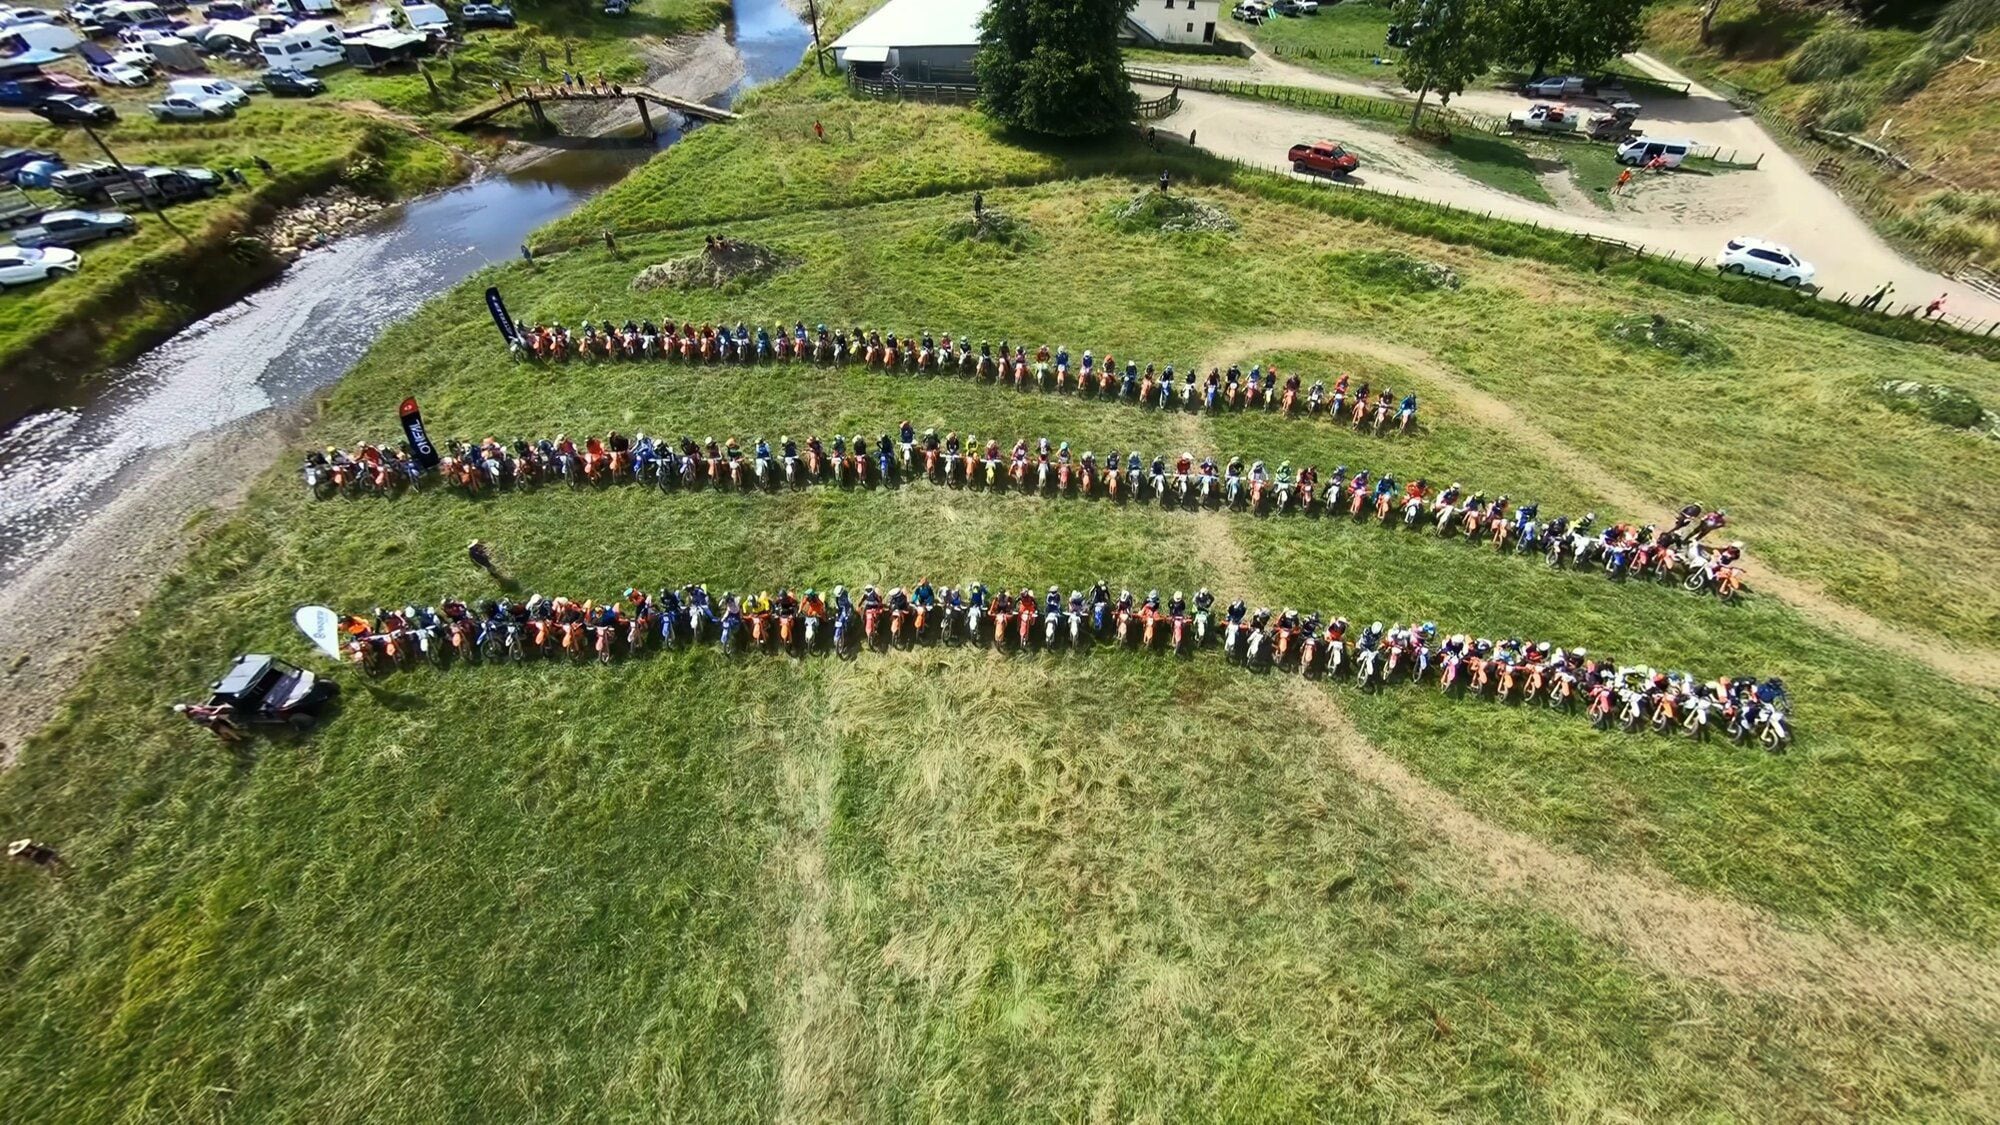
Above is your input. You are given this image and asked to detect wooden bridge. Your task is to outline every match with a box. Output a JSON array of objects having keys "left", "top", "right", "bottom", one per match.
[{"left": 449, "top": 85, "right": 737, "bottom": 137}]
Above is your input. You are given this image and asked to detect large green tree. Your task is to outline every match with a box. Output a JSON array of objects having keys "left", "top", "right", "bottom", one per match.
[
  {"left": 977, "top": 0, "right": 1138, "bottom": 137},
  {"left": 1394, "top": 0, "right": 1500, "bottom": 128},
  {"left": 1498, "top": 0, "right": 1648, "bottom": 76}
]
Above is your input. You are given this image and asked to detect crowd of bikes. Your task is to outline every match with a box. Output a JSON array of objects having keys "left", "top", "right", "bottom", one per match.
[
  {"left": 510, "top": 317, "right": 1419, "bottom": 433},
  {"left": 304, "top": 430, "right": 1745, "bottom": 599},
  {"left": 337, "top": 581, "right": 1793, "bottom": 750}
]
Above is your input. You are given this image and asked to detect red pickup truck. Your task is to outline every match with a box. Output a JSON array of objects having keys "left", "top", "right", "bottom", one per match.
[{"left": 1287, "top": 140, "right": 1359, "bottom": 177}]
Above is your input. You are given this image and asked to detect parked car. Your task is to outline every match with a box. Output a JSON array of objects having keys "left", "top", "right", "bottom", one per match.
[
  {"left": 1270, "top": 0, "right": 1302, "bottom": 14},
  {"left": 0, "top": 245, "right": 80, "bottom": 289},
  {"left": 50, "top": 162, "right": 218, "bottom": 203},
  {"left": 1523, "top": 74, "right": 1586, "bottom": 98},
  {"left": 201, "top": 0, "right": 253, "bottom": 18},
  {"left": 1617, "top": 135, "right": 1693, "bottom": 168},
  {"left": 1232, "top": 2, "right": 1269, "bottom": 22},
  {"left": 167, "top": 76, "right": 250, "bottom": 106},
  {"left": 14, "top": 208, "right": 136, "bottom": 247},
  {"left": 601, "top": 0, "right": 627, "bottom": 14},
  {"left": 32, "top": 93, "right": 119, "bottom": 124},
  {"left": 258, "top": 67, "right": 326, "bottom": 96},
  {"left": 38, "top": 73, "right": 94, "bottom": 96},
  {"left": 1287, "top": 138, "right": 1359, "bottom": 177},
  {"left": 0, "top": 147, "right": 58, "bottom": 180},
  {"left": 1293, "top": 0, "right": 1320, "bottom": 10},
  {"left": 460, "top": 2, "right": 515, "bottom": 27},
  {"left": 1718, "top": 237, "right": 1815, "bottom": 288},
  {"left": 201, "top": 654, "right": 338, "bottom": 731},
  {"left": 48, "top": 161, "right": 136, "bottom": 198},
  {"left": 88, "top": 59, "right": 152, "bottom": 86},
  {"left": 149, "top": 93, "right": 234, "bottom": 120},
  {"left": 111, "top": 45, "right": 160, "bottom": 72},
  {"left": 1507, "top": 102, "right": 1584, "bottom": 134}
]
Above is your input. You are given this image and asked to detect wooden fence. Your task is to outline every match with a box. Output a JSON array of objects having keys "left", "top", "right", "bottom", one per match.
[
  {"left": 1125, "top": 65, "right": 1497, "bottom": 135},
  {"left": 846, "top": 72, "right": 979, "bottom": 105}
]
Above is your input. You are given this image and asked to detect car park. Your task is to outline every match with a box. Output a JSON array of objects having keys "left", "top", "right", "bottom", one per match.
[
  {"left": 258, "top": 67, "right": 325, "bottom": 96},
  {"left": 32, "top": 93, "right": 119, "bottom": 124},
  {"left": 13, "top": 208, "right": 136, "bottom": 248},
  {"left": 0, "top": 245, "right": 81, "bottom": 289},
  {"left": 1717, "top": 238, "right": 1815, "bottom": 288}
]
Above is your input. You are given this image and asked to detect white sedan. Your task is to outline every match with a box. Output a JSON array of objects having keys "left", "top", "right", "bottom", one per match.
[
  {"left": 1718, "top": 237, "right": 1816, "bottom": 288},
  {"left": 0, "top": 246, "right": 81, "bottom": 289}
]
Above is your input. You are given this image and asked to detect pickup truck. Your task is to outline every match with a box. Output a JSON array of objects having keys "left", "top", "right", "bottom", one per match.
[
  {"left": 1287, "top": 139, "right": 1360, "bottom": 177},
  {"left": 52, "top": 162, "right": 220, "bottom": 204},
  {"left": 1507, "top": 102, "right": 1584, "bottom": 134}
]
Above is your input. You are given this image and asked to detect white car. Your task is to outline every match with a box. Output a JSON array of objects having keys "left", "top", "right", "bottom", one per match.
[
  {"left": 168, "top": 77, "right": 251, "bottom": 106},
  {"left": 0, "top": 245, "right": 81, "bottom": 289},
  {"left": 149, "top": 93, "right": 234, "bottom": 120},
  {"left": 88, "top": 60, "right": 152, "bottom": 86},
  {"left": 1718, "top": 237, "right": 1816, "bottom": 288}
]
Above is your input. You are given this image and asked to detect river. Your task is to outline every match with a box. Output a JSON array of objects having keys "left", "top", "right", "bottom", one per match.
[{"left": 0, "top": 0, "right": 811, "bottom": 582}]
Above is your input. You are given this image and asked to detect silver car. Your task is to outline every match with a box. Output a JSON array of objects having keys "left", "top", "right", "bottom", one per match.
[{"left": 14, "top": 209, "right": 136, "bottom": 248}]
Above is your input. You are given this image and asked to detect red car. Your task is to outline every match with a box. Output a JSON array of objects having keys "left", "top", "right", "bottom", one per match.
[{"left": 1288, "top": 139, "right": 1359, "bottom": 177}]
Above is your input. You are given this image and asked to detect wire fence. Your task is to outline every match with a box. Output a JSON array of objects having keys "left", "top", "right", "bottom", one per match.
[{"left": 1125, "top": 66, "right": 1496, "bottom": 134}]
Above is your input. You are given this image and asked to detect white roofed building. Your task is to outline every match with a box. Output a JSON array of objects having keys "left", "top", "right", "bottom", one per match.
[{"left": 830, "top": 0, "right": 984, "bottom": 81}]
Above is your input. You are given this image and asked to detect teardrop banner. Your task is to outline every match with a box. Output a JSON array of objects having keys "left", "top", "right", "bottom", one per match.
[
  {"left": 486, "top": 286, "right": 519, "bottom": 347},
  {"left": 399, "top": 396, "right": 441, "bottom": 469},
  {"left": 294, "top": 605, "right": 343, "bottom": 660}
]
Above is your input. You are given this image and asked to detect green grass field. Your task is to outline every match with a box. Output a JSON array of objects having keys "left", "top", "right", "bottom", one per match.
[
  {"left": 1237, "top": 1, "right": 1402, "bottom": 81},
  {"left": 3, "top": 73, "right": 1999, "bottom": 1119}
]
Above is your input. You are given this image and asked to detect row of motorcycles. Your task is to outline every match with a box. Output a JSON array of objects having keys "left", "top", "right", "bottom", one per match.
[
  {"left": 340, "top": 586, "right": 1792, "bottom": 750},
  {"left": 510, "top": 317, "right": 1417, "bottom": 430},
  {"left": 304, "top": 434, "right": 1745, "bottom": 601}
]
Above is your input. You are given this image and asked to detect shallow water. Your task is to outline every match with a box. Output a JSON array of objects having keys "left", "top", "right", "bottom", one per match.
[{"left": 0, "top": 0, "right": 809, "bottom": 581}]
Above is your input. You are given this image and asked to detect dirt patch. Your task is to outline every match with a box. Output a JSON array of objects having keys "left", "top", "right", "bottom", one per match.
[
  {"left": 1282, "top": 684, "right": 2000, "bottom": 1027},
  {"left": 1202, "top": 328, "right": 2000, "bottom": 694},
  {"left": 631, "top": 239, "right": 792, "bottom": 291},
  {"left": 0, "top": 407, "right": 304, "bottom": 768}
]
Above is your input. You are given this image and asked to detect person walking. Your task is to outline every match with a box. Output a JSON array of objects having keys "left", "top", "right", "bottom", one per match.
[
  {"left": 469, "top": 539, "right": 497, "bottom": 575},
  {"left": 1861, "top": 281, "right": 1892, "bottom": 311},
  {"left": 520, "top": 242, "right": 534, "bottom": 265},
  {"left": 1615, "top": 167, "right": 1633, "bottom": 195},
  {"left": 1925, "top": 293, "right": 1948, "bottom": 320},
  {"left": 1158, "top": 168, "right": 1171, "bottom": 194},
  {"left": 602, "top": 227, "right": 618, "bottom": 254}
]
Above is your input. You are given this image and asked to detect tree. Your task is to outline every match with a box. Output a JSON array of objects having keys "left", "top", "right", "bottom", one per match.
[
  {"left": 1394, "top": 0, "right": 1500, "bottom": 129},
  {"left": 1500, "top": 0, "right": 1648, "bottom": 75},
  {"left": 977, "top": 0, "right": 1138, "bottom": 137},
  {"left": 1699, "top": 0, "right": 1724, "bottom": 44}
]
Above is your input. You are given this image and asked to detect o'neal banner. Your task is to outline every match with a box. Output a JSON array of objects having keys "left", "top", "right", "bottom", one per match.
[{"left": 399, "top": 396, "right": 441, "bottom": 469}]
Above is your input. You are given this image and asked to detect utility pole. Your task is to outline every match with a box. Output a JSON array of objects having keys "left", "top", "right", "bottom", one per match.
[
  {"left": 81, "top": 124, "right": 189, "bottom": 246},
  {"left": 807, "top": 0, "right": 825, "bottom": 74}
]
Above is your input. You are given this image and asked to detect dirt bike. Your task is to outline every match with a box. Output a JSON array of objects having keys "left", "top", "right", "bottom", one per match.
[
  {"left": 1588, "top": 684, "right": 1616, "bottom": 729},
  {"left": 1684, "top": 564, "right": 1744, "bottom": 603},
  {"left": 1650, "top": 692, "right": 1680, "bottom": 734},
  {"left": 1356, "top": 646, "right": 1382, "bottom": 690}
]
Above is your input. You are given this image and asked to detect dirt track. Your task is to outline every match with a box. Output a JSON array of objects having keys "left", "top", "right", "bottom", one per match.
[{"left": 1151, "top": 50, "right": 2000, "bottom": 321}]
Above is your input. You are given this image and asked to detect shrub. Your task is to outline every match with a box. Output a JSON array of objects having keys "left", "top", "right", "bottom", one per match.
[
  {"left": 1108, "top": 191, "right": 1237, "bottom": 235},
  {"left": 1884, "top": 35, "right": 1973, "bottom": 98},
  {"left": 630, "top": 240, "right": 792, "bottom": 292},
  {"left": 1797, "top": 78, "right": 1878, "bottom": 131},
  {"left": 936, "top": 207, "right": 1035, "bottom": 250},
  {"left": 1604, "top": 314, "right": 1732, "bottom": 364},
  {"left": 1329, "top": 249, "right": 1462, "bottom": 293},
  {"left": 1876, "top": 379, "right": 1986, "bottom": 429},
  {"left": 1787, "top": 30, "right": 1870, "bottom": 82}
]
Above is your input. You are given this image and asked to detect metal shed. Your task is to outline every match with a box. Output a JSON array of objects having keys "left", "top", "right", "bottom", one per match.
[{"left": 829, "top": 0, "right": 985, "bottom": 82}]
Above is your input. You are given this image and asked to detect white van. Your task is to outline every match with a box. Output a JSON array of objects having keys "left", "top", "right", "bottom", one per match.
[
  {"left": 169, "top": 76, "right": 250, "bottom": 105},
  {"left": 257, "top": 19, "right": 345, "bottom": 69},
  {"left": 1617, "top": 136, "right": 1694, "bottom": 168}
]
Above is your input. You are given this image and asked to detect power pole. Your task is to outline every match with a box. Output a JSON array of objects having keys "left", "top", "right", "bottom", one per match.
[
  {"left": 81, "top": 123, "right": 189, "bottom": 245},
  {"left": 807, "top": 0, "right": 825, "bottom": 74}
]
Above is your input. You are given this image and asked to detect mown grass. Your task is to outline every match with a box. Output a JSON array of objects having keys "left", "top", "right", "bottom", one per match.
[
  {"left": 1238, "top": 1, "right": 1402, "bottom": 80},
  {"left": 8, "top": 482, "right": 1994, "bottom": 1118},
  {"left": 1417, "top": 132, "right": 1554, "bottom": 204}
]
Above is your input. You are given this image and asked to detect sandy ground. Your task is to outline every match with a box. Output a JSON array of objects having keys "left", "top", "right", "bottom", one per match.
[
  {"left": 0, "top": 27, "right": 754, "bottom": 767},
  {"left": 1153, "top": 49, "right": 2000, "bottom": 319}
]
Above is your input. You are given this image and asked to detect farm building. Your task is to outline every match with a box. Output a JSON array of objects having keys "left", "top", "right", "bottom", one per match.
[
  {"left": 829, "top": 0, "right": 983, "bottom": 81},
  {"left": 1127, "top": 0, "right": 1220, "bottom": 45}
]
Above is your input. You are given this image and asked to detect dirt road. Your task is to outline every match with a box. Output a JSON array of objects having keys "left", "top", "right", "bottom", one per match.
[{"left": 1151, "top": 50, "right": 2000, "bottom": 321}]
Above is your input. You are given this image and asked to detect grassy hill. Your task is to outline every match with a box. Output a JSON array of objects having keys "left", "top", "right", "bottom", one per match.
[
  {"left": 3, "top": 76, "right": 2000, "bottom": 1119},
  {"left": 1646, "top": 0, "right": 2000, "bottom": 264}
]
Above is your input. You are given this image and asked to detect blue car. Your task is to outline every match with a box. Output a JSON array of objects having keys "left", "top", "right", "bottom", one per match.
[{"left": 0, "top": 147, "right": 59, "bottom": 181}]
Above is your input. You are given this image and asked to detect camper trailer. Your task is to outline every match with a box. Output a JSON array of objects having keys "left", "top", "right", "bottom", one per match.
[
  {"left": 257, "top": 18, "right": 344, "bottom": 69},
  {"left": 342, "top": 27, "right": 425, "bottom": 69}
]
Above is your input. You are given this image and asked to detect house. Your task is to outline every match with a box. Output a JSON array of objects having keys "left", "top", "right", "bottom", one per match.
[
  {"left": 1126, "top": 0, "right": 1219, "bottom": 45},
  {"left": 829, "top": 0, "right": 983, "bottom": 82}
]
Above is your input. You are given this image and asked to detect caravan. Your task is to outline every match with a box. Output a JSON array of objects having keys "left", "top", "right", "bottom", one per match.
[{"left": 257, "top": 18, "right": 344, "bottom": 69}]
